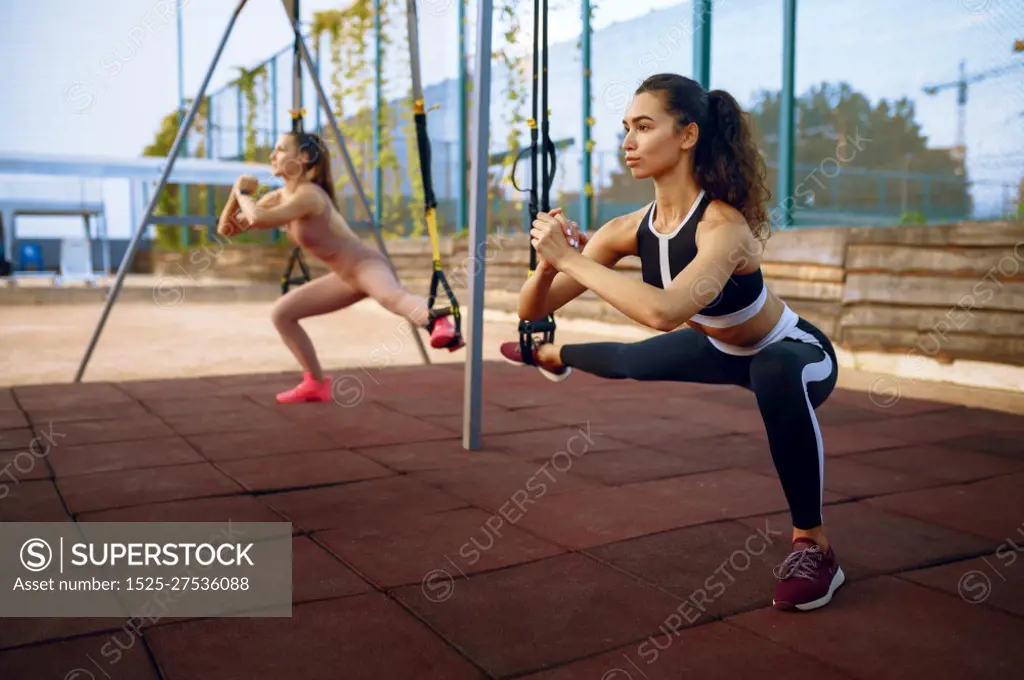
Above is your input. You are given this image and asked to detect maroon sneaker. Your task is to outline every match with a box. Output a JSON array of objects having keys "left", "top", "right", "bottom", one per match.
[
  {"left": 772, "top": 538, "right": 845, "bottom": 611},
  {"left": 499, "top": 341, "right": 571, "bottom": 382}
]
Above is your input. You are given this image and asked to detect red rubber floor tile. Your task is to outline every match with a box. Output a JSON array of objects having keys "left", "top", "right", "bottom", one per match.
[
  {"left": 830, "top": 389, "right": 957, "bottom": 417},
  {"left": 140, "top": 394, "right": 265, "bottom": 417},
  {"left": 391, "top": 553, "right": 683, "bottom": 679},
  {"left": 292, "top": 536, "right": 374, "bottom": 603},
  {"left": 76, "top": 494, "right": 289, "bottom": 525},
  {"left": 0, "top": 630, "right": 161, "bottom": 680},
  {"left": 848, "top": 444, "right": 1024, "bottom": 484},
  {"left": 737, "top": 501, "right": 995, "bottom": 582},
  {"left": 216, "top": 449, "right": 393, "bottom": 492},
  {"left": 0, "top": 390, "right": 17, "bottom": 410},
  {"left": 315, "top": 506, "right": 566, "bottom": 588},
  {"left": 564, "top": 447, "right": 724, "bottom": 485},
  {"left": 505, "top": 484, "right": 705, "bottom": 549},
  {"left": 866, "top": 472, "right": 1024, "bottom": 543},
  {"left": 728, "top": 575, "right": 1024, "bottom": 680},
  {"left": 852, "top": 409, "right": 999, "bottom": 444},
  {"left": 943, "top": 431, "right": 1024, "bottom": 461},
  {"left": 13, "top": 381, "right": 135, "bottom": 409},
  {"left": 116, "top": 377, "right": 222, "bottom": 400},
  {"left": 586, "top": 520, "right": 795, "bottom": 620},
  {"left": 510, "top": 469, "right": 821, "bottom": 550},
  {"left": 24, "top": 400, "right": 151, "bottom": 425},
  {"left": 412, "top": 459, "right": 602, "bottom": 513},
  {"left": 431, "top": 406, "right": 555, "bottom": 436},
  {"left": 47, "top": 436, "right": 203, "bottom": 477},
  {"left": 482, "top": 425, "right": 625, "bottom": 461},
  {"left": 186, "top": 425, "right": 339, "bottom": 462},
  {"left": 47, "top": 415, "right": 177, "bottom": 446},
  {"left": 162, "top": 407, "right": 297, "bottom": 437},
  {"left": 899, "top": 551, "right": 1024, "bottom": 619},
  {"left": 0, "top": 479, "right": 70, "bottom": 521},
  {"left": 0, "top": 448, "right": 51, "bottom": 481},
  {"left": 0, "top": 427, "right": 35, "bottom": 451},
  {"left": 260, "top": 475, "right": 468, "bottom": 532},
  {"left": 374, "top": 395, "right": 465, "bottom": 417},
  {"left": 519, "top": 620, "right": 856, "bottom": 680},
  {"left": 664, "top": 433, "right": 777, "bottom": 474},
  {"left": 0, "top": 615, "right": 126, "bottom": 651},
  {"left": 315, "top": 408, "right": 458, "bottom": 448},
  {"left": 0, "top": 410, "right": 28, "bottom": 429},
  {"left": 57, "top": 462, "right": 244, "bottom": 515},
  {"left": 353, "top": 439, "right": 510, "bottom": 472},
  {"left": 821, "top": 457, "right": 947, "bottom": 498},
  {"left": 146, "top": 593, "right": 487, "bottom": 680},
  {"left": 592, "top": 418, "right": 737, "bottom": 449},
  {"left": 815, "top": 424, "right": 909, "bottom": 456}
]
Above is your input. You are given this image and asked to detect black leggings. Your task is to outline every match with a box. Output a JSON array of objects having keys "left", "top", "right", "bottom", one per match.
[{"left": 560, "top": 316, "right": 838, "bottom": 530}]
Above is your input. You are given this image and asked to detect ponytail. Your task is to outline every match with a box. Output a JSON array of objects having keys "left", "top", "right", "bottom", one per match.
[
  {"left": 635, "top": 74, "right": 772, "bottom": 242},
  {"left": 697, "top": 89, "right": 771, "bottom": 241}
]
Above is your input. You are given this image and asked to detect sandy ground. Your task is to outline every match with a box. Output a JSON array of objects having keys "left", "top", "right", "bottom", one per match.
[{"left": 0, "top": 298, "right": 655, "bottom": 387}]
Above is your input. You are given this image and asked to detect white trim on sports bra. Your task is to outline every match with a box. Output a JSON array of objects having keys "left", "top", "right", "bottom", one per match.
[{"left": 691, "top": 283, "right": 767, "bottom": 328}]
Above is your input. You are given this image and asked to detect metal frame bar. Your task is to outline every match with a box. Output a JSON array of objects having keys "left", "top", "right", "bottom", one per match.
[
  {"left": 74, "top": 0, "right": 251, "bottom": 382},
  {"left": 462, "top": 0, "right": 494, "bottom": 450}
]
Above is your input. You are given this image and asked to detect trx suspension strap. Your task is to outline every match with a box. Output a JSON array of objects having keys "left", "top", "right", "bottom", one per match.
[
  {"left": 517, "top": 0, "right": 558, "bottom": 364},
  {"left": 407, "top": 0, "right": 462, "bottom": 347}
]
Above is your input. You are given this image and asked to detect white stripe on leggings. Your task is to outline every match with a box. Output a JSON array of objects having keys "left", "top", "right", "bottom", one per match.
[{"left": 789, "top": 327, "right": 833, "bottom": 526}]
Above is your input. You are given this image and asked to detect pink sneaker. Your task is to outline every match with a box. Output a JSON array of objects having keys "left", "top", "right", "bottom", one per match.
[
  {"left": 276, "top": 372, "right": 333, "bottom": 404},
  {"left": 499, "top": 341, "right": 571, "bottom": 382},
  {"left": 772, "top": 538, "right": 845, "bottom": 611},
  {"left": 429, "top": 316, "right": 464, "bottom": 351}
]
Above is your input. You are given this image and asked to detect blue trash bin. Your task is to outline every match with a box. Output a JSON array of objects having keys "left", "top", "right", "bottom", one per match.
[{"left": 17, "top": 242, "right": 45, "bottom": 271}]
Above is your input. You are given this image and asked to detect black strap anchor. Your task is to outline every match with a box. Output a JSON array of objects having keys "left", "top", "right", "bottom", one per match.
[{"left": 518, "top": 0, "right": 558, "bottom": 362}]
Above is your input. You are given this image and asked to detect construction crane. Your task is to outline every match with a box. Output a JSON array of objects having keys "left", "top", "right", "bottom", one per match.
[{"left": 922, "top": 59, "right": 1024, "bottom": 174}]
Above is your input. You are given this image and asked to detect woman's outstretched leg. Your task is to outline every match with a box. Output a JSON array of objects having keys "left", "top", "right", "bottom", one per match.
[
  {"left": 349, "top": 256, "right": 462, "bottom": 350},
  {"left": 271, "top": 273, "right": 366, "bottom": 402}
]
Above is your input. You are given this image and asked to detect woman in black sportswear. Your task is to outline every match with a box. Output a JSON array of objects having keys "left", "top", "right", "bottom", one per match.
[{"left": 500, "top": 73, "right": 844, "bottom": 612}]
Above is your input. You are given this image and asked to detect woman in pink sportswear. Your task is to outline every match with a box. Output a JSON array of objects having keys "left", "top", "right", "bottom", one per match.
[{"left": 217, "top": 131, "right": 461, "bottom": 404}]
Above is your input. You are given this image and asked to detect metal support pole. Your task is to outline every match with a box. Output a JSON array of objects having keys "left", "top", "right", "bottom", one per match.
[
  {"left": 580, "top": 0, "right": 592, "bottom": 232},
  {"left": 177, "top": 0, "right": 190, "bottom": 248},
  {"left": 692, "top": 0, "right": 711, "bottom": 88},
  {"left": 272, "top": 55, "right": 278, "bottom": 141},
  {"left": 462, "top": 0, "right": 494, "bottom": 450},
  {"left": 286, "top": 13, "right": 431, "bottom": 365},
  {"left": 75, "top": 0, "right": 250, "bottom": 383},
  {"left": 291, "top": 0, "right": 302, "bottom": 133},
  {"left": 777, "top": 0, "right": 797, "bottom": 230},
  {"left": 315, "top": 33, "right": 322, "bottom": 132},
  {"left": 457, "top": 0, "right": 468, "bottom": 234},
  {"left": 374, "top": 0, "right": 383, "bottom": 228}
]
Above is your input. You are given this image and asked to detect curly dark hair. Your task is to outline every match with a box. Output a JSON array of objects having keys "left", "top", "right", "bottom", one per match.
[{"left": 635, "top": 74, "right": 772, "bottom": 241}]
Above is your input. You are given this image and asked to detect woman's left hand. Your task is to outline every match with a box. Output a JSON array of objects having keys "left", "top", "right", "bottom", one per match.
[{"left": 531, "top": 211, "right": 575, "bottom": 268}]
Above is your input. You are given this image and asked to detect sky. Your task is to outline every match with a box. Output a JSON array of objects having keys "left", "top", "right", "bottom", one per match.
[{"left": 0, "top": 0, "right": 1021, "bottom": 238}]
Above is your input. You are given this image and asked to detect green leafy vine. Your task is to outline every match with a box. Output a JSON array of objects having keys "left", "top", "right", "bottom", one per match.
[{"left": 231, "top": 64, "right": 269, "bottom": 161}]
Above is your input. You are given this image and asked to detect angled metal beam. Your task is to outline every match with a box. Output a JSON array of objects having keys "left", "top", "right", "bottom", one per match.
[{"left": 74, "top": 0, "right": 250, "bottom": 383}]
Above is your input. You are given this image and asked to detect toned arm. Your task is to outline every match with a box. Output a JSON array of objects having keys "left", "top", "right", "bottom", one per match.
[{"left": 517, "top": 209, "right": 641, "bottom": 321}]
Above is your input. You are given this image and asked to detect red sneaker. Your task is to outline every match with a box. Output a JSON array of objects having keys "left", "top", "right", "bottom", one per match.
[
  {"left": 429, "top": 316, "right": 463, "bottom": 351},
  {"left": 772, "top": 538, "right": 845, "bottom": 611},
  {"left": 498, "top": 341, "right": 571, "bottom": 382},
  {"left": 276, "top": 373, "right": 332, "bottom": 404}
]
